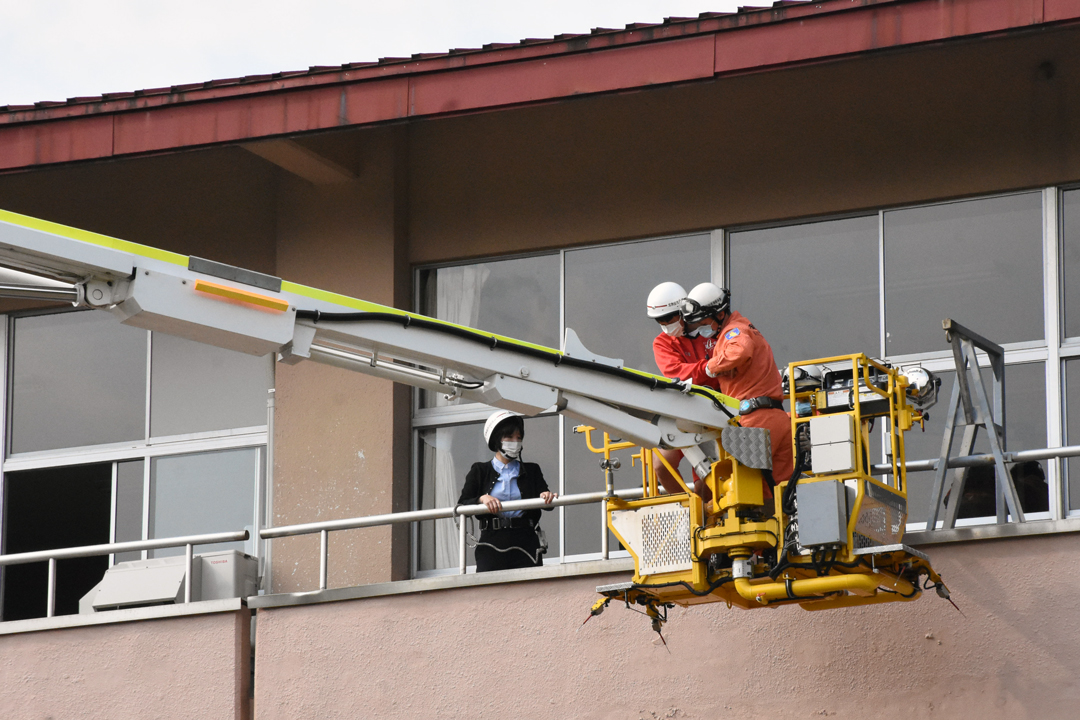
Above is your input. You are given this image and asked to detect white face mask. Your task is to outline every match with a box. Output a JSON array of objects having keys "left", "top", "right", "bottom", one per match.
[
  {"left": 500, "top": 441, "right": 522, "bottom": 459},
  {"left": 697, "top": 325, "right": 716, "bottom": 339},
  {"left": 660, "top": 320, "right": 684, "bottom": 338}
]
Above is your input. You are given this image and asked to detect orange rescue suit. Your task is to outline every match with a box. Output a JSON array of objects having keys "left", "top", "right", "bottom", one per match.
[
  {"left": 652, "top": 332, "right": 721, "bottom": 389},
  {"left": 705, "top": 310, "right": 794, "bottom": 485}
]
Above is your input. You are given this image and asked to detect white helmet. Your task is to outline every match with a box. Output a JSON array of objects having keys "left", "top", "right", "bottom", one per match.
[
  {"left": 483, "top": 410, "right": 524, "bottom": 452},
  {"left": 679, "top": 282, "right": 731, "bottom": 323},
  {"left": 646, "top": 282, "right": 687, "bottom": 319}
]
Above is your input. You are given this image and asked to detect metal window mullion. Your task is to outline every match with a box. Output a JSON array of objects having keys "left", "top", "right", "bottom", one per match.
[
  {"left": 3, "top": 315, "right": 13, "bottom": 461},
  {"left": 251, "top": 447, "right": 262, "bottom": 561},
  {"left": 711, "top": 229, "right": 726, "bottom": 287},
  {"left": 141, "top": 454, "right": 152, "bottom": 560},
  {"left": 411, "top": 267, "right": 424, "bottom": 577},
  {"left": 559, "top": 248, "right": 567, "bottom": 565},
  {"left": 3, "top": 433, "right": 268, "bottom": 472},
  {"left": 1045, "top": 188, "right": 1065, "bottom": 518},
  {"left": 409, "top": 428, "right": 419, "bottom": 578},
  {"left": 144, "top": 331, "right": 152, "bottom": 442},
  {"left": 878, "top": 212, "right": 890, "bottom": 485},
  {"left": 109, "top": 462, "right": 118, "bottom": 565},
  {"left": 558, "top": 415, "right": 566, "bottom": 564},
  {"left": 0, "top": 315, "right": 8, "bottom": 604},
  {"left": 878, "top": 210, "right": 887, "bottom": 359}
]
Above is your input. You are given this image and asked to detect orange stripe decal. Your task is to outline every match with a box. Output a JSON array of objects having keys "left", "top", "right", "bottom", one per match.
[{"left": 194, "top": 279, "right": 289, "bottom": 313}]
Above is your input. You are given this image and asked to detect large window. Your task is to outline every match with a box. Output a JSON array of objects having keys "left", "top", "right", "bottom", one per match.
[
  {"left": 413, "top": 233, "right": 713, "bottom": 573},
  {"left": 729, "top": 191, "right": 1058, "bottom": 529},
  {"left": 414, "top": 186, "right": 1080, "bottom": 575},
  {"left": 883, "top": 192, "right": 1044, "bottom": 356},
  {"left": 729, "top": 216, "right": 879, "bottom": 367},
  {"left": 0, "top": 310, "right": 273, "bottom": 620}
]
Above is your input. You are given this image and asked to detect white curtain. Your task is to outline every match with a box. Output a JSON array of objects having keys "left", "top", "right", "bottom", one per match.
[{"left": 430, "top": 266, "right": 490, "bottom": 568}]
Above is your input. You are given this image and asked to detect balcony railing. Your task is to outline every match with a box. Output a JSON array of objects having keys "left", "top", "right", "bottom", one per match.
[{"left": 0, "top": 530, "right": 249, "bottom": 617}]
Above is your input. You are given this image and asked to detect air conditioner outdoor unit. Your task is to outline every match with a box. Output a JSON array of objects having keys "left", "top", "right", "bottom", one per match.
[{"left": 79, "top": 549, "right": 258, "bottom": 613}]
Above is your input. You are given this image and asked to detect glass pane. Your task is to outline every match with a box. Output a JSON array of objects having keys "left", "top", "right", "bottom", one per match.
[
  {"left": 150, "top": 332, "right": 273, "bottom": 437},
  {"left": 114, "top": 459, "right": 145, "bottom": 564},
  {"left": 1, "top": 463, "right": 111, "bottom": 619},
  {"left": 148, "top": 448, "right": 259, "bottom": 557},
  {"left": 1063, "top": 189, "right": 1080, "bottom": 338},
  {"left": 11, "top": 311, "right": 147, "bottom": 453},
  {"left": 418, "top": 254, "right": 560, "bottom": 407},
  {"left": 1066, "top": 360, "right": 1080, "bottom": 512},
  {"left": 565, "top": 234, "right": 711, "bottom": 376},
  {"left": 417, "top": 416, "right": 559, "bottom": 571},
  {"left": 729, "top": 216, "right": 879, "bottom": 367},
  {"left": 884, "top": 193, "right": 1043, "bottom": 356},
  {"left": 563, "top": 422, "right": 692, "bottom": 557},
  {"left": 905, "top": 362, "right": 1046, "bottom": 524}
]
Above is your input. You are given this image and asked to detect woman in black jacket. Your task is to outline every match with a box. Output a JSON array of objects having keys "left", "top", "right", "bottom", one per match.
[{"left": 458, "top": 411, "right": 557, "bottom": 572}]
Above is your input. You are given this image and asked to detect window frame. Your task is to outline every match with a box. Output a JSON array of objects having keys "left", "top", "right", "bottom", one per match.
[
  {"left": 0, "top": 308, "right": 272, "bottom": 587},
  {"left": 724, "top": 187, "right": 1070, "bottom": 532},
  {"left": 410, "top": 185, "right": 1080, "bottom": 577},
  {"left": 410, "top": 231, "right": 720, "bottom": 577}
]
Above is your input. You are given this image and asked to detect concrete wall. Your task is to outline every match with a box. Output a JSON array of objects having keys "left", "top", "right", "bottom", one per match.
[
  {"left": 270, "top": 126, "right": 412, "bottom": 592},
  {"left": 253, "top": 533, "right": 1080, "bottom": 719},
  {"left": 0, "top": 610, "right": 250, "bottom": 720}
]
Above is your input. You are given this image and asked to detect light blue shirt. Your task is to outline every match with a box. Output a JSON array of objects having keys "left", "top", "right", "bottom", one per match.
[{"left": 491, "top": 457, "right": 523, "bottom": 517}]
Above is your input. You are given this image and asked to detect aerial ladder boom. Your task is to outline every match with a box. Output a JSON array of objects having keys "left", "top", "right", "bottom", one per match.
[
  {"left": 0, "top": 209, "right": 734, "bottom": 467},
  {"left": 0, "top": 209, "right": 951, "bottom": 628}
]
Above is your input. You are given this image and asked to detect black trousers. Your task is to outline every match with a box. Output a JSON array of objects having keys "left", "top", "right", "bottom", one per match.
[{"left": 475, "top": 526, "right": 543, "bottom": 572}]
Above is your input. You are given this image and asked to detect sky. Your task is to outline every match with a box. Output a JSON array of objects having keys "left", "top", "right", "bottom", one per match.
[{"left": 0, "top": 1, "right": 747, "bottom": 107}]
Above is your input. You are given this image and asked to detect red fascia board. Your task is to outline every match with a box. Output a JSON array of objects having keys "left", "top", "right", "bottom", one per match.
[
  {"left": 715, "top": 0, "right": 1045, "bottom": 73},
  {"left": 113, "top": 79, "right": 409, "bottom": 155},
  {"left": 0, "top": 0, "right": 874, "bottom": 127},
  {"left": 0, "top": 115, "right": 112, "bottom": 169},
  {"left": 408, "top": 35, "right": 714, "bottom": 116},
  {"left": 1046, "top": 0, "right": 1080, "bottom": 21},
  {"left": 1, "top": 0, "right": 1079, "bottom": 171}
]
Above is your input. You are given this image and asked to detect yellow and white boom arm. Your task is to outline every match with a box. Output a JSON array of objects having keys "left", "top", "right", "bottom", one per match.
[{"left": 0, "top": 210, "right": 740, "bottom": 456}]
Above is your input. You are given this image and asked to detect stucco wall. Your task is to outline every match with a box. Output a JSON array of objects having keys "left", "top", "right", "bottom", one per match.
[
  {"left": 0, "top": 610, "right": 250, "bottom": 720},
  {"left": 254, "top": 533, "right": 1080, "bottom": 719},
  {"left": 270, "top": 126, "right": 412, "bottom": 592}
]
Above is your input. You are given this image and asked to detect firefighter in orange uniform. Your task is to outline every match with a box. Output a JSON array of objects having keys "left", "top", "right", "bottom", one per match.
[
  {"left": 679, "top": 282, "right": 794, "bottom": 492},
  {"left": 647, "top": 282, "right": 720, "bottom": 500}
]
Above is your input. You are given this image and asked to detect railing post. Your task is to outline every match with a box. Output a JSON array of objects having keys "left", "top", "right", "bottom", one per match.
[
  {"left": 319, "top": 529, "right": 329, "bottom": 590},
  {"left": 458, "top": 515, "right": 467, "bottom": 575},
  {"left": 46, "top": 557, "right": 56, "bottom": 618},
  {"left": 184, "top": 544, "right": 193, "bottom": 603}
]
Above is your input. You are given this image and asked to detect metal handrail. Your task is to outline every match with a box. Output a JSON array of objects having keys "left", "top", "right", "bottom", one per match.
[
  {"left": 0, "top": 530, "right": 249, "bottom": 619},
  {"left": 0, "top": 530, "right": 249, "bottom": 566},
  {"left": 8, "top": 442, "right": 1080, "bottom": 617},
  {"left": 261, "top": 487, "right": 646, "bottom": 586},
  {"left": 263, "top": 443, "right": 1080, "bottom": 589},
  {"left": 261, "top": 487, "right": 643, "bottom": 538},
  {"left": 869, "top": 444, "right": 1080, "bottom": 474}
]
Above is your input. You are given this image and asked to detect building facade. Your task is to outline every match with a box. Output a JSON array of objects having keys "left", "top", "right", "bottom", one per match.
[{"left": 1, "top": 1, "right": 1080, "bottom": 717}]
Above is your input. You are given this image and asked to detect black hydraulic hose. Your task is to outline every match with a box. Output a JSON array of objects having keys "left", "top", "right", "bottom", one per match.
[
  {"left": 296, "top": 309, "right": 735, "bottom": 418},
  {"left": 630, "top": 575, "right": 733, "bottom": 597}
]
